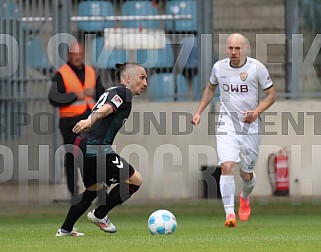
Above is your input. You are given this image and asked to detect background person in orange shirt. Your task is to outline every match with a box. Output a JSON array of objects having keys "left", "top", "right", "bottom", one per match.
[{"left": 48, "top": 42, "right": 105, "bottom": 203}]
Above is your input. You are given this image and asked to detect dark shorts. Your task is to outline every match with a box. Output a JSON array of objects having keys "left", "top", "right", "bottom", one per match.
[{"left": 82, "top": 153, "right": 135, "bottom": 188}]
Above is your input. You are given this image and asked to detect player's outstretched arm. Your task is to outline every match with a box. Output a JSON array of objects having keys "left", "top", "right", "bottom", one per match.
[
  {"left": 72, "top": 103, "right": 114, "bottom": 133},
  {"left": 258, "top": 85, "right": 276, "bottom": 112},
  {"left": 192, "top": 82, "right": 216, "bottom": 126}
]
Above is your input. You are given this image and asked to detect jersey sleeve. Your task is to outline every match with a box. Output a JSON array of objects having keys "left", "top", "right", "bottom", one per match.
[
  {"left": 257, "top": 62, "right": 273, "bottom": 90},
  {"left": 106, "top": 87, "right": 132, "bottom": 112},
  {"left": 209, "top": 63, "right": 219, "bottom": 86}
]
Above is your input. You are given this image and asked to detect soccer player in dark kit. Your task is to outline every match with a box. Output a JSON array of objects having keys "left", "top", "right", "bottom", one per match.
[{"left": 56, "top": 62, "right": 148, "bottom": 236}]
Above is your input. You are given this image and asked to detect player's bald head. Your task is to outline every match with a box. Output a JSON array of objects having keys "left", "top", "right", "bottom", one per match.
[
  {"left": 225, "top": 33, "right": 250, "bottom": 67},
  {"left": 226, "top": 33, "right": 249, "bottom": 50}
]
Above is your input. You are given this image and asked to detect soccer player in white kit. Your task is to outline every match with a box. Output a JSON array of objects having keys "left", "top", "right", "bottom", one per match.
[{"left": 192, "top": 33, "right": 276, "bottom": 227}]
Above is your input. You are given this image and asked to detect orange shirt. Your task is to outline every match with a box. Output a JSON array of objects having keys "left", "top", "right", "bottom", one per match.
[{"left": 58, "top": 64, "right": 96, "bottom": 118}]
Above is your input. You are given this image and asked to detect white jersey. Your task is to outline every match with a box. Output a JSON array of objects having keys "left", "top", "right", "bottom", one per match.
[{"left": 209, "top": 57, "right": 273, "bottom": 134}]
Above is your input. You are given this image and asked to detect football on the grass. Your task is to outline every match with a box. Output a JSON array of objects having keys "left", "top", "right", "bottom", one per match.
[{"left": 147, "top": 209, "right": 177, "bottom": 235}]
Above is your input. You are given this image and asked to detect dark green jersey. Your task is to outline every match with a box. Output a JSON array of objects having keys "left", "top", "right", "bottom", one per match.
[{"left": 80, "top": 84, "right": 132, "bottom": 155}]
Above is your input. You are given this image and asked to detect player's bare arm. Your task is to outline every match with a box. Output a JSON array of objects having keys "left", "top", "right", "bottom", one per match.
[
  {"left": 242, "top": 85, "right": 276, "bottom": 123},
  {"left": 192, "top": 82, "right": 216, "bottom": 126},
  {"left": 73, "top": 103, "right": 114, "bottom": 133}
]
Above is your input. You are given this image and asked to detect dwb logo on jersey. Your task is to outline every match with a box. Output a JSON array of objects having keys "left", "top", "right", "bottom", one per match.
[
  {"left": 222, "top": 84, "right": 248, "bottom": 93},
  {"left": 111, "top": 94, "right": 123, "bottom": 108},
  {"left": 240, "top": 72, "right": 248, "bottom": 81}
]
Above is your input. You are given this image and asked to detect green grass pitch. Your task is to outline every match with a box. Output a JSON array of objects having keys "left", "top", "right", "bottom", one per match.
[{"left": 1, "top": 199, "right": 321, "bottom": 252}]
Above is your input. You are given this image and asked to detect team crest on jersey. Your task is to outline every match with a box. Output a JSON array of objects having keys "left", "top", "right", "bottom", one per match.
[
  {"left": 111, "top": 94, "right": 123, "bottom": 108},
  {"left": 240, "top": 72, "right": 248, "bottom": 81}
]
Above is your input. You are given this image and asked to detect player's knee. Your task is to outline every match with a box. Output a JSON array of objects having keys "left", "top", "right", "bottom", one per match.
[
  {"left": 87, "top": 183, "right": 104, "bottom": 191},
  {"left": 240, "top": 170, "right": 254, "bottom": 182},
  {"left": 128, "top": 170, "right": 143, "bottom": 186},
  {"left": 221, "top": 162, "right": 235, "bottom": 175}
]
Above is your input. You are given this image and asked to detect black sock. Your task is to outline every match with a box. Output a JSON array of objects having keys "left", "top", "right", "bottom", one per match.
[
  {"left": 94, "top": 183, "right": 140, "bottom": 219},
  {"left": 96, "top": 187, "right": 108, "bottom": 205},
  {"left": 61, "top": 190, "right": 97, "bottom": 232}
]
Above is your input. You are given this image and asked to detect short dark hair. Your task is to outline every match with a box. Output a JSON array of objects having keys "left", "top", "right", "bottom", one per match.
[
  {"left": 115, "top": 62, "right": 144, "bottom": 78},
  {"left": 115, "top": 62, "right": 143, "bottom": 74}
]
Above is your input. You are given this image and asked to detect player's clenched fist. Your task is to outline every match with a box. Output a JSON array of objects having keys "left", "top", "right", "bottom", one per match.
[{"left": 192, "top": 113, "right": 201, "bottom": 126}]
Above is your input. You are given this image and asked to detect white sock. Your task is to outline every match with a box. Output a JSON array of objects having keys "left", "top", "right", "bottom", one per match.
[
  {"left": 241, "top": 173, "right": 256, "bottom": 199},
  {"left": 219, "top": 175, "right": 235, "bottom": 217}
]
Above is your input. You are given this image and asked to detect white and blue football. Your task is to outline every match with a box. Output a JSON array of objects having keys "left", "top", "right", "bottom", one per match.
[{"left": 147, "top": 209, "right": 177, "bottom": 235}]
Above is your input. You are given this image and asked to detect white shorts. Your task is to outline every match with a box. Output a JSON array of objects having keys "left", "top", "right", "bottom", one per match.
[{"left": 216, "top": 132, "right": 260, "bottom": 172}]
